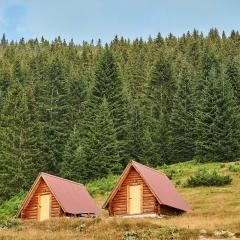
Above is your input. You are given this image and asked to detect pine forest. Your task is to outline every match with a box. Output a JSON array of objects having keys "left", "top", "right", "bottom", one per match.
[{"left": 1, "top": 29, "right": 240, "bottom": 202}]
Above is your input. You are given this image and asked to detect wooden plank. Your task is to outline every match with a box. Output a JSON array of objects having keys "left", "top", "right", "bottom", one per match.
[
  {"left": 111, "top": 167, "right": 158, "bottom": 216},
  {"left": 21, "top": 178, "right": 61, "bottom": 220}
]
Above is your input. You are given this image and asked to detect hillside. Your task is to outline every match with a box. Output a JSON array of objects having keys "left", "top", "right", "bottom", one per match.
[
  {"left": 0, "top": 160, "right": 239, "bottom": 239},
  {"left": 2, "top": 31, "right": 240, "bottom": 203},
  {"left": 90, "top": 160, "right": 240, "bottom": 231}
]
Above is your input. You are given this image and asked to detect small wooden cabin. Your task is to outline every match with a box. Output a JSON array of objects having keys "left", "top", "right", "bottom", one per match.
[
  {"left": 16, "top": 173, "right": 101, "bottom": 220},
  {"left": 103, "top": 161, "right": 191, "bottom": 216}
]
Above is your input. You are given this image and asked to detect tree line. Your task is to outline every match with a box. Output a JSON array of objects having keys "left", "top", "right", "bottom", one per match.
[{"left": 1, "top": 28, "right": 240, "bottom": 202}]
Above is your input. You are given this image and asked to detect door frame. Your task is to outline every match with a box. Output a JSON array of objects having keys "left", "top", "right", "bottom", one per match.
[
  {"left": 38, "top": 193, "right": 51, "bottom": 221},
  {"left": 127, "top": 184, "right": 143, "bottom": 214}
]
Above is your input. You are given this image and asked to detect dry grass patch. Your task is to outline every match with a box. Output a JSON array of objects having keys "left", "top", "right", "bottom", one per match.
[
  {"left": 0, "top": 218, "right": 198, "bottom": 240},
  {"left": 1, "top": 161, "right": 240, "bottom": 239}
]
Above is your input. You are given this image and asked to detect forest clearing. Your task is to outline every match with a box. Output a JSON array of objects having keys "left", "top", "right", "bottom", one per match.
[
  {"left": 1, "top": 1, "right": 240, "bottom": 239},
  {"left": 0, "top": 161, "right": 240, "bottom": 240}
]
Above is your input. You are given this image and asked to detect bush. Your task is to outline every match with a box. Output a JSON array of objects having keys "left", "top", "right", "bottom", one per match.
[
  {"left": 175, "top": 180, "right": 181, "bottom": 186},
  {"left": 86, "top": 175, "right": 119, "bottom": 196},
  {"left": 185, "top": 169, "right": 232, "bottom": 187},
  {"left": 122, "top": 231, "right": 139, "bottom": 240},
  {"left": 75, "top": 223, "right": 86, "bottom": 232},
  {"left": 228, "top": 164, "right": 239, "bottom": 172},
  {"left": 163, "top": 168, "right": 183, "bottom": 180},
  {"left": 220, "top": 163, "right": 226, "bottom": 168},
  {"left": 0, "top": 219, "right": 21, "bottom": 229},
  {"left": 0, "top": 191, "right": 26, "bottom": 220}
]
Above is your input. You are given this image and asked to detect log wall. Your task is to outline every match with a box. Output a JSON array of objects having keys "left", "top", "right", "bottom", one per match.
[
  {"left": 20, "top": 178, "right": 61, "bottom": 219},
  {"left": 109, "top": 166, "right": 158, "bottom": 216}
]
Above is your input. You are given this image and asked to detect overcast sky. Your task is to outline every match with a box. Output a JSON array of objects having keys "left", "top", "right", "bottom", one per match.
[{"left": 0, "top": 0, "right": 239, "bottom": 43}]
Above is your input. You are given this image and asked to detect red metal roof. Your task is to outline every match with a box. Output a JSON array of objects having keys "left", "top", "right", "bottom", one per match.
[
  {"left": 103, "top": 160, "right": 191, "bottom": 212},
  {"left": 132, "top": 161, "right": 191, "bottom": 212},
  {"left": 41, "top": 173, "right": 101, "bottom": 216}
]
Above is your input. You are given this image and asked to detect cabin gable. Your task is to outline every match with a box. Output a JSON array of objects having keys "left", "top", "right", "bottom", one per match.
[
  {"left": 104, "top": 161, "right": 191, "bottom": 216},
  {"left": 109, "top": 166, "right": 159, "bottom": 216},
  {"left": 20, "top": 178, "right": 62, "bottom": 219}
]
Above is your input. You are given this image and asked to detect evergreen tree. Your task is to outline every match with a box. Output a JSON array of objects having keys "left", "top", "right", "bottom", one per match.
[
  {"left": 61, "top": 98, "right": 121, "bottom": 182},
  {"left": 67, "top": 73, "right": 89, "bottom": 129},
  {"left": 195, "top": 69, "right": 240, "bottom": 162},
  {"left": 126, "top": 42, "right": 147, "bottom": 104},
  {"left": 168, "top": 62, "right": 196, "bottom": 162},
  {"left": 226, "top": 57, "right": 240, "bottom": 105},
  {"left": 148, "top": 54, "right": 175, "bottom": 120},
  {"left": 0, "top": 59, "right": 12, "bottom": 109},
  {"left": 93, "top": 48, "right": 130, "bottom": 165},
  {"left": 1, "top": 33, "right": 7, "bottom": 46},
  {"left": 40, "top": 55, "right": 70, "bottom": 173},
  {"left": 154, "top": 32, "right": 164, "bottom": 47},
  {"left": 145, "top": 54, "right": 175, "bottom": 165},
  {"left": 154, "top": 116, "right": 169, "bottom": 165},
  {"left": 0, "top": 81, "right": 44, "bottom": 202},
  {"left": 60, "top": 76, "right": 95, "bottom": 182},
  {"left": 59, "top": 126, "right": 82, "bottom": 181},
  {"left": 128, "top": 106, "right": 151, "bottom": 164}
]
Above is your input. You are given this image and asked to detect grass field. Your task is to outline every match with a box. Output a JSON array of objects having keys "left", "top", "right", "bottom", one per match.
[{"left": 0, "top": 160, "right": 240, "bottom": 239}]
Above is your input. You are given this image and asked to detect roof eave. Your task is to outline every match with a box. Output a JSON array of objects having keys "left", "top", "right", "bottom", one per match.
[{"left": 160, "top": 203, "right": 192, "bottom": 212}]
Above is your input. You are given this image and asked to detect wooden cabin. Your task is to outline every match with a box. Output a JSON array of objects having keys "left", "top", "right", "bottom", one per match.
[
  {"left": 16, "top": 173, "right": 101, "bottom": 220},
  {"left": 103, "top": 161, "right": 191, "bottom": 216}
]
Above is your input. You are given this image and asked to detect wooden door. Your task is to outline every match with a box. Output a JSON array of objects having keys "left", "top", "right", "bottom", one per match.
[
  {"left": 128, "top": 185, "right": 142, "bottom": 214},
  {"left": 39, "top": 194, "right": 50, "bottom": 221}
]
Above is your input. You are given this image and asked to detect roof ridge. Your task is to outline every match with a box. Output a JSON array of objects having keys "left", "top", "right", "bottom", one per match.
[
  {"left": 132, "top": 160, "right": 166, "bottom": 176},
  {"left": 41, "top": 172, "right": 84, "bottom": 187}
]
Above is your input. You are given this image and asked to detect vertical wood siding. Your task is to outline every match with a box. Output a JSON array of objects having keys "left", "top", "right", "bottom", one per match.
[
  {"left": 20, "top": 178, "right": 61, "bottom": 219},
  {"left": 109, "top": 166, "right": 158, "bottom": 216}
]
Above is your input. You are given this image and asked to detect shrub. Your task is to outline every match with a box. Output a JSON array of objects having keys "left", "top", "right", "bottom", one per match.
[
  {"left": 228, "top": 164, "right": 239, "bottom": 172},
  {"left": 220, "top": 163, "right": 226, "bottom": 168},
  {"left": 175, "top": 180, "right": 181, "bottom": 186},
  {"left": 163, "top": 168, "right": 183, "bottom": 180},
  {"left": 122, "top": 231, "right": 139, "bottom": 240},
  {"left": 86, "top": 175, "right": 119, "bottom": 196},
  {"left": 185, "top": 169, "right": 232, "bottom": 187},
  {"left": 75, "top": 223, "right": 86, "bottom": 232},
  {"left": 0, "top": 219, "right": 21, "bottom": 229},
  {"left": 0, "top": 191, "right": 26, "bottom": 220}
]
